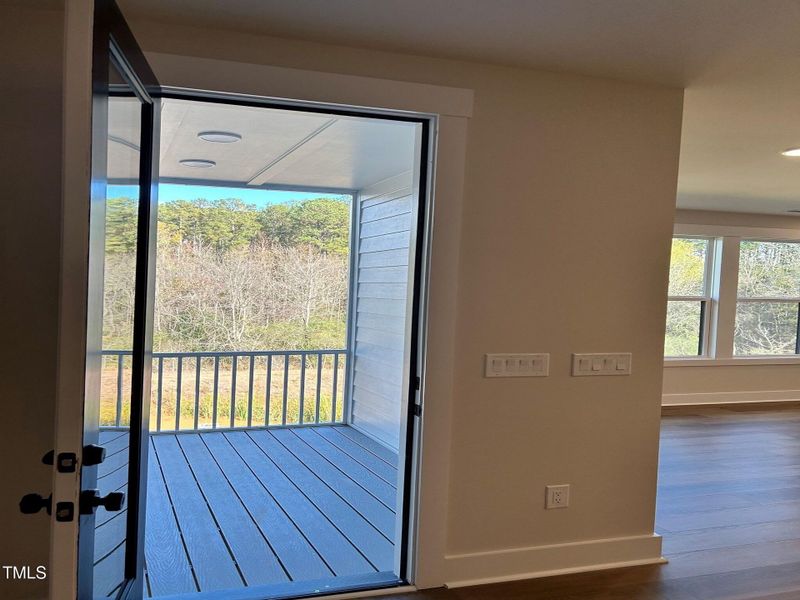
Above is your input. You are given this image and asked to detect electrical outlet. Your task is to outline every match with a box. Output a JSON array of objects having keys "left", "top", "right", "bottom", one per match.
[{"left": 545, "top": 484, "right": 570, "bottom": 509}]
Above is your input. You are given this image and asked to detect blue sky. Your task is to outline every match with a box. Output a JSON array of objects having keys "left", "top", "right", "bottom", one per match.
[{"left": 108, "top": 183, "right": 337, "bottom": 207}]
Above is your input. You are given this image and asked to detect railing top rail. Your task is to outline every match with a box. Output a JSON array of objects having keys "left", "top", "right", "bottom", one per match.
[
  {"left": 102, "top": 349, "right": 347, "bottom": 357},
  {"left": 100, "top": 347, "right": 348, "bottom": 432}
]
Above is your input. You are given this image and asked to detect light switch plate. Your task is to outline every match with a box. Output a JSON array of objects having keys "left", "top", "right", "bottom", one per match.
[
  {"left": 485, "top": 353, "right": 550, "bottom": 378},
  {"left": 572, "top": 353, "right": 632, "bottom": 376}
]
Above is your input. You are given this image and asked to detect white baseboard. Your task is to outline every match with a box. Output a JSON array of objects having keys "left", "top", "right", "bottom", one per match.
[
  {"left": 444, "top": 533, "right": 664, "bottom": 588},
  {"left": 662, "top": 389, "right": 800, "bottom": 406}
]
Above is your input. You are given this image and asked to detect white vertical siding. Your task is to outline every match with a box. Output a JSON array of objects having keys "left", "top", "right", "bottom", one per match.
[{"left": 350, "top": 173, "right": 414, "bottom": 451}]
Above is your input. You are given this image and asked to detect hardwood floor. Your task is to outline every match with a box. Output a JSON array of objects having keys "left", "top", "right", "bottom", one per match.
[{"left": 375, "top": 406, "right": 800, "bottom": 600}]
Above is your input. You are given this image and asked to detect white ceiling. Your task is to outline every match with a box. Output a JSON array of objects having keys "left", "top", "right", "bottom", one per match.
[
  {"left": 109, "top": 98, "right": 418, "bottom": 191},
  {"left": 119, "top": 0, "right": 800, "bottom": 214}
]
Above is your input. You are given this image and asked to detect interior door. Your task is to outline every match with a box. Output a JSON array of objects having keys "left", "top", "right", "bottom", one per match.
[{"left": 50, "top": 2, "right": 159, "bottom": 598}]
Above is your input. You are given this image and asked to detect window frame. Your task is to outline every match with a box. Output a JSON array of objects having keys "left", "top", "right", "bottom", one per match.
[
  {"left": 665, "top": 223, "right": 800, "bottom": 367},
  {"left": 734, "top": 238, "right": 800, "bottom": 357},
  {"left": 665, "top": 235, "right": 716, "bottom": 358}
]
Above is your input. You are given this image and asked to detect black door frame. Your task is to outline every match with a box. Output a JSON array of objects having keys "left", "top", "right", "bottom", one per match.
[
  {"left": 83, "top": 9, "right": 432, "bottom": 591},
  {"left": 151, "top": 87, "right": 433, "bottom": 594},
  {"left": 79, "top": 2, "right": 160, "bottom": 598}
]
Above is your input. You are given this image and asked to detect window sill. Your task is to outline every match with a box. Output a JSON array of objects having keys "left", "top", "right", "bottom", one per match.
[{"left": 664, "top": 356, "right": 800, "bottom": 367}]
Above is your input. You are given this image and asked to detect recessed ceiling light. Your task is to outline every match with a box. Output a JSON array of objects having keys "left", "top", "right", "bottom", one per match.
[
  {"left": 198, "top": 131, "right": 242, "bottom": 143},
  {"left": 781, "top": 148, "right": 800, "bottom": 157},
  {"left": 179, "top": 159, "right": 216, "bottom": 168}
]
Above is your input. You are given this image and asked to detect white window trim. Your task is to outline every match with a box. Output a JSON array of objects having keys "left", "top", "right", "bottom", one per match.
[
  {"left": 665, "top": 235, "right": 715, "bottom": 358},
  {"left": 666, "top": 223, "right": 800, "bottom": 367}
]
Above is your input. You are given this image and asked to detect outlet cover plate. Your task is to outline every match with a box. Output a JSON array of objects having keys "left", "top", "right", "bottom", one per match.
[{"left": 546, "top": 484, "right": 570, "bottom": 509}]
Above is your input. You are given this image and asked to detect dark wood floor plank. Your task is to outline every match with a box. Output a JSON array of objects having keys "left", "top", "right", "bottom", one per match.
[
  {"left": 312, "top": 426, "right": 398, "bottom": 484},
  {"left": 176, "top": 434, "right": 288, "bottom": 587},
  {"left": 658, "top": 499, "right": 800, "bottom": 532},
  {"left": 152, "top": 435, "right": 243, "bottom": 592},
  {"left": 662, "top": 519, "right": 800, "bottom": 555},
  {"left": 201, "top": 432, "right": 332, "bottom": 582},
  {"left": 144, "top": 440, "right": 196, "bottom": 597},
  {"left": 224, "top": 430, "right": 373, "bottom": 577}
]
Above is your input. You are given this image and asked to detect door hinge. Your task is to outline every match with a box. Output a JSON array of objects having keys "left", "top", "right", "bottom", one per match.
[
  {"left": 413, "top": 403, "right": 422, "bottom": 417},
  {"left": 415, "top": 376, "right": 421, "bottom": 390}
]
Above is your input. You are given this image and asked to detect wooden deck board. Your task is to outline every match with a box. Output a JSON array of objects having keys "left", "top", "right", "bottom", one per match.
[
  {"left": 312, "top": 426, "right": 397, "bottom": 484},
  {"left": 270, "top": 429, "right": 396, "bottom": 534},
  {"left": 176, "top": 434, "right": 288, "bottom": 586},
  {"left": 201, "top": 432, "right": 333, "bottom": 582},
  {"left": 93, "top": 425, "right": 398, "bottom": 597},
  {"left": 152, "top": 435, "right": 244, "bottom": 592},
  {"left": 294, "top": 428, "right": 397, "bottom": 506},
  {"left": 334, "top": 426, "right": 398, "bottom": 468},
  {"left": 144, "top": 439, "right": 197, "bottom": 597},
  {"left": 92, "top": 541, "right": 126, "bottom": 598},
  {"left": 225, "top": 430, "right": 373, "bottom": 577},
  {"left": 251, "top": 430, "right": 394, "bottom": 569}
]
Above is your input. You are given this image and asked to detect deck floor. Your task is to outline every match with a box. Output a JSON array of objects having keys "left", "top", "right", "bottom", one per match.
[{"left": 94, "top": 425, "right": 399, "bottom": 598}]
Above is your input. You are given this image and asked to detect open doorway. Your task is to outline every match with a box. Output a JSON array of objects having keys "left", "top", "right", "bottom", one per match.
[
  {"left": 96, "top": 96, "right": 429, "bottom": 598},
  {"left": 656, "top": 42, "right": 800, "bottom": 584}
]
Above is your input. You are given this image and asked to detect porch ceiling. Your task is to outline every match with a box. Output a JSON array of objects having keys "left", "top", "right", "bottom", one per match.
[{"left": 108, "top": 97, "right": 418, "bottom": 192}]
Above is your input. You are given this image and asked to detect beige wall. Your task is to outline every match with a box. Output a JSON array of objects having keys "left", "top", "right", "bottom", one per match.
[
  {"left": 0, "top": 9, "right": 686, "bottom": 596},
  {"left": 126, "top": 19, "right": 684, "bottom": 581},
  {"left": 663, "top": 210, "right": 800, "bottom": 405},
  {"left": 0, "top": 4, "right": 64, "bottom": 599}
]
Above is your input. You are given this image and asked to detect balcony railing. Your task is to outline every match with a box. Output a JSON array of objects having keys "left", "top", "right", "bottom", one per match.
[{"left": 101, "top": 349, "right": 347, "bottom": 432}]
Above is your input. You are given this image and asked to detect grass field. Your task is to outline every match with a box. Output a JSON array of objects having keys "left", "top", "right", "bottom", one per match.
[{"left": 100, "top": 354, "right": 346, "bottom": 430}]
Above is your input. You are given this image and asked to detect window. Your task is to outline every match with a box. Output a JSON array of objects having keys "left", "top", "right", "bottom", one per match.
[
  {"left": 665, "top": 237, "right": 713, "bottom": 357},
  {"left": 735, "top": 240, "right": 800, "bottom": 356}
]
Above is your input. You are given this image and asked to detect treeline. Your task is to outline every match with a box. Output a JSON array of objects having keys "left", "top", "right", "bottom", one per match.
[
  {"left": 106, "top": 196, "right": 350, "bottom": 254},
  {"left": 103, "top": 196, "right": 351, "bottom": 352}
]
